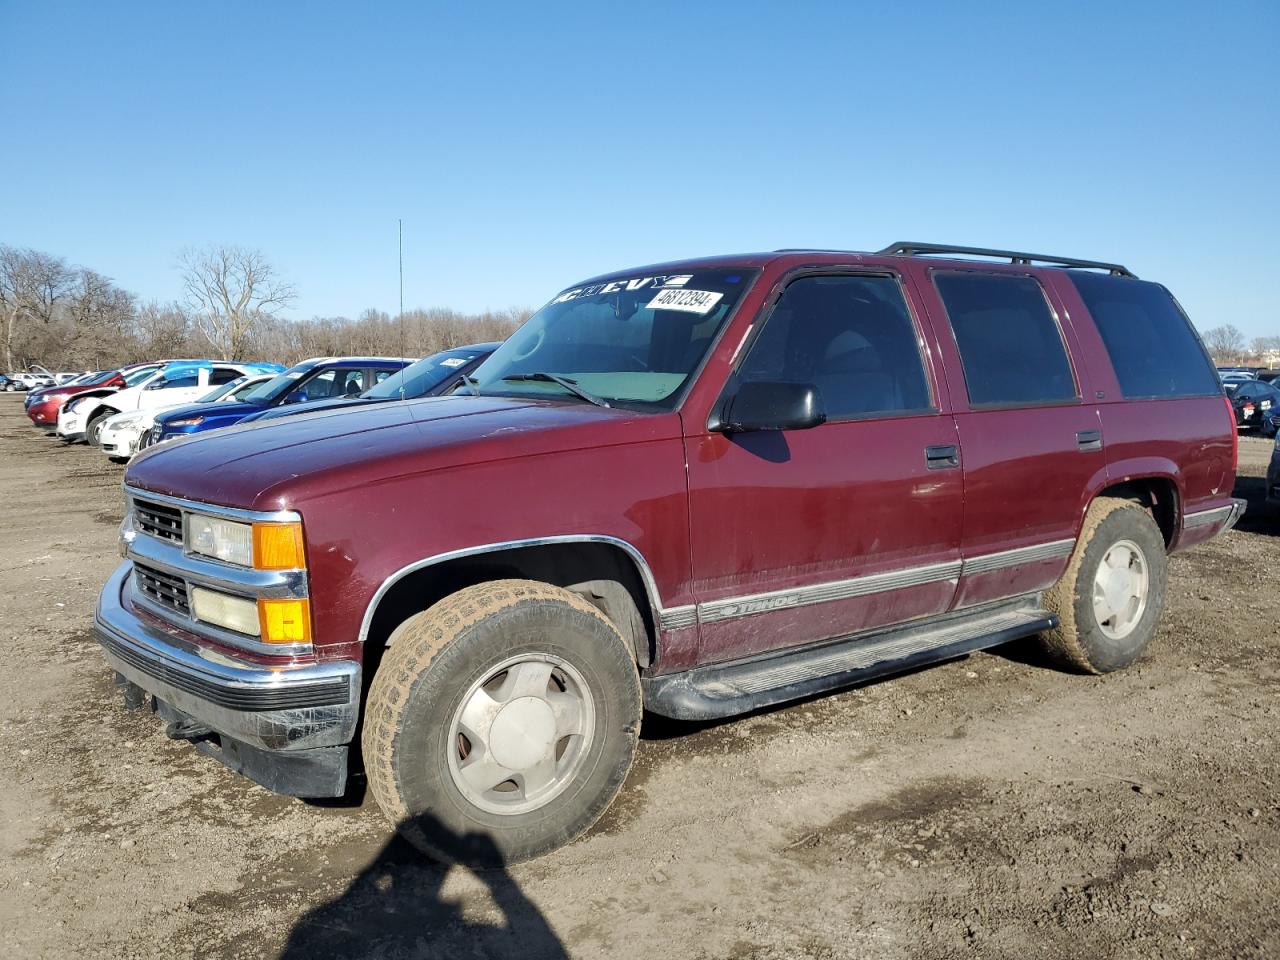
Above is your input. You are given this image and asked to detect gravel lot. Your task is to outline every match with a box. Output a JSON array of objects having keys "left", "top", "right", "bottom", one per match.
[{"left": 1, "top": 395, "right": 1277, "bottom": 960}]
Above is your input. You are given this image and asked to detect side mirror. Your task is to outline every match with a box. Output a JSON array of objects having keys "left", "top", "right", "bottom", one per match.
[
  {"left": 720, "top": 381, "right": 826, "bottom": 433},
  {"left": 144, "top": 379, "right": 166, "bottom": 390},
  {"left": 284, "top": 389, "right": 306, "bottom": 405}
]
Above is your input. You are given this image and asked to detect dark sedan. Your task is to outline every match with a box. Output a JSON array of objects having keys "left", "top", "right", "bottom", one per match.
[
  {"left": 237, "top": 343, "right": 500, "bottom": 425},
  {"left": 1225, "top": 379, "right": 1280, "bottom": 434}
]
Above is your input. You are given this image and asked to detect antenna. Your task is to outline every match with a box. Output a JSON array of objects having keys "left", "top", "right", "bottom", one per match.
[{"left": 398, "top": 219, "right": 407, "bottom": 399}]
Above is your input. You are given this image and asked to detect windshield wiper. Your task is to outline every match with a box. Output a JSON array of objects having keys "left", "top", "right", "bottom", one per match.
[
  {"left": 501, "top": 372, "right": 611, "bottom": 408},
  {"left": 454, "top": 373, "right": 482, "bottom": 397}
]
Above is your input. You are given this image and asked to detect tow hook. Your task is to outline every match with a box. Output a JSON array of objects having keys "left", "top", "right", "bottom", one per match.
[{"left": 164, "top": 717, "right": 214, "bottom": 741}]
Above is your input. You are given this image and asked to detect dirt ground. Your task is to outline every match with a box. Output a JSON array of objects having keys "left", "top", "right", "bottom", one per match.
[{"left": 0, "top": 395, "right": 1276, "bottom": 960}]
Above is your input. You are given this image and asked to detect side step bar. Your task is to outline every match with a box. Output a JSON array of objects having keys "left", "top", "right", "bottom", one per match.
[{"left": 643, "top": 598, "right": 1057, "bottom": 720}]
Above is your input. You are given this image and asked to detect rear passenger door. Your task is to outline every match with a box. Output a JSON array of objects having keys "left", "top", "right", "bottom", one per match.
[
  {"left": 685, "top": 271, "right": 964, "bottom": 664},
  {"left": 915, "top": 269, "right": 1105, "bottom": 609}
]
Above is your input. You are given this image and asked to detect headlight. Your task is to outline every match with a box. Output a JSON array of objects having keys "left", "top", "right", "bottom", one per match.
[
  {"left": 109, "top": 412, "right": 146, "bottom": 428},
  {"left": 167, "top": 416, "right": 206, "bottom": 427},
  {"left": 186, "top": 513, "right": 307, "bottom": 570},
  {"left": 187, "top": 514, "right": 254, "bottom": 566}
]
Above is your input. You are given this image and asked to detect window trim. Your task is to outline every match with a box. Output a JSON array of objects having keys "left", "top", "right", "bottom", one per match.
[
  {"left": 930, "top": 267, "right": 1082, "bottom": 411},
  {"left": 715, "top": 268, "right": 940, "bottom": 428}
]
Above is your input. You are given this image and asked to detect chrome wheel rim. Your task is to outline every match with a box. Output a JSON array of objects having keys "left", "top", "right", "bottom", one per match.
[
  {"left": 447, "top": 653, "right": 594, "bottom": 816},
  {"left": 1091, "top": 539, "right": 1149, "bottom": 640}
]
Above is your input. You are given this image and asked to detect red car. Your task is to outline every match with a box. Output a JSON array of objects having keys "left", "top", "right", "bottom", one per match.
[
  {"left": 25, "top": 363, "right": 161, "bottom": 427},
  {"left": 99, "top": 242, "right": 1242, "bottom": 864}
]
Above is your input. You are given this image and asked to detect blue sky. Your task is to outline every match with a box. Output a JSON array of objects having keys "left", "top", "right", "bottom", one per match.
[{"left": 2, "top": 1, "right": 1277, "bottom": 335}]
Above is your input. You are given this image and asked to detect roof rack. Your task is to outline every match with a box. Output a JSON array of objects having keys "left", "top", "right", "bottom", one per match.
[{"left": 878, "top": 242, "right": 1135, "bottom": 278}]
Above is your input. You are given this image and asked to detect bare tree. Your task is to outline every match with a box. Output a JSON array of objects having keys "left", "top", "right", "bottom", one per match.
[
  {"left": 1201, "top": 324, "right": 1246, "bottom": 363},
  {"left": 0, "top": 245, "right": 75, "bottom": 371},
  {"left": 1250, "top": 335, "right": 1280, "bottom": 356},
  {"left": 179, "top": 245, "right": 295, "bottom": 360}
]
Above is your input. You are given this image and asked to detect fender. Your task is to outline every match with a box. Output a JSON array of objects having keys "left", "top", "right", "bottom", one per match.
[{"left": 356, "top": 533, "right": 689, "bottom": 652}]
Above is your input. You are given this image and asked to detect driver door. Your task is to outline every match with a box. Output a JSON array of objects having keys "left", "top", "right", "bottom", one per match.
[{"left": 685, "top": 271, "right": 963, "bottom": 664}]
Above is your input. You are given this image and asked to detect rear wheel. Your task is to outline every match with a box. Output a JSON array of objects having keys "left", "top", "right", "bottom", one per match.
[
  {"left": 1040, "top": 497, "right": 1168, "bottom": 673},
  {"left": 363, "top": 579, "right": 642, "bottom": 865}
]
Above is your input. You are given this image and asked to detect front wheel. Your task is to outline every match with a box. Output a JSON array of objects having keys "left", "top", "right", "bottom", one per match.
[
  {"left": 363, "top": 579, "right": 642, "bottom": 865},
  {"left": 1040, "top": 497, "right": 1168, "bottom": 673},
  {"left": 86, "top": 412, "right": 112, "bottom": 447}
]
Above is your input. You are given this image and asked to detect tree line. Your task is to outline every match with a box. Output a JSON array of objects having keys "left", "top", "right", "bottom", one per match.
[
  {"left": 0, "top": 243, "right": 529, "bottom": 373},
  {"left": 1200, "top": 324, "right": 1280, "bottom": 367}
]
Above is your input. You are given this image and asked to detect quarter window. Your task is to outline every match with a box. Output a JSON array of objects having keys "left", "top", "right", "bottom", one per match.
[
  {"left": 737, "top": 275, "right": 932, "bottom": 420},
  {"left": 934, "top": 273, "right": 1077, "bottom": 407},
  {"left": 1069, "top": 273, "right": 1220, "bottom": 399}
]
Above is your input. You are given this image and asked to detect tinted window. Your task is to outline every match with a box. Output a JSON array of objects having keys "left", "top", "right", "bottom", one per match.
[
  {"left": 935, "top": 273, "right": 1076, "bottom": 407},
  {"left": 160, "top": 374, "right": 200, "bottom": 389},
  {"left": 738, "top": 275, "right": 932, "bottom": 419},
  {"left": 1070, "top": 273, "right": 1219, "bottom": 399},
  {"left": 208, "top": 368, "right": 243, "bottom": 386}
]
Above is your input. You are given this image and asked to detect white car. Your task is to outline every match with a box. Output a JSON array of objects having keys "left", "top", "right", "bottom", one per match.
[
  {"left": 57, "top": 360, "right": 271, "bottom": 445},
  {"left": 97, "top": 373, "right": 276, "bottom": 460},
  {"left": 7, "top": 372, "right": 54, "bottom": 391}
]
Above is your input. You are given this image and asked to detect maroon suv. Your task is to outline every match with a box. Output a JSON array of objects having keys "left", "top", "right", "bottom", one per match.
[{"left": 97, "top": 243, "right": 1242, "bottom": 864}]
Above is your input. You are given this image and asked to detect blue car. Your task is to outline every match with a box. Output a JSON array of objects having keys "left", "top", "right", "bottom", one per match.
[
  {"left": 145, "top": 356, "right": 415, "bottom": 446},
  {"left": 238, "top": 343, "right": 500, "bottom": 425}
]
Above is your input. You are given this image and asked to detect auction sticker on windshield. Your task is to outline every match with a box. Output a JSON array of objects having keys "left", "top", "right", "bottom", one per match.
[{"left": 647, "top": 288, "right": 723, "bottom": 314}]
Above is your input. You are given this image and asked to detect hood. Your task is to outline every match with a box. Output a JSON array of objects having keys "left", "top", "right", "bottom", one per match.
[
  {"left": 126, "top": 395, "right": 679, "bottom": 510},
  {"left": 28, "top": 381, "right": 110, "bottom": 402},
  {"left": 154, "top": 398, "right": 267, "bottom": 426},
  {"left": 240, "top": 395, "right": 374, "bottom": 423}
]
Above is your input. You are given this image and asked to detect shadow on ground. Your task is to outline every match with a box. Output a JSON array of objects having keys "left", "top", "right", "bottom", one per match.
[{"left": 280, "top": 813, "right": 566, "bottom": 960}]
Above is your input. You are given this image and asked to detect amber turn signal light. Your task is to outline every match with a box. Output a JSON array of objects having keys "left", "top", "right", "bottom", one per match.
[
  {"left": 257, "top": 598, "right": 312, "bottom": 644},
  {"left": 252, "top": 522, "right": 306, "bottom": 570}
]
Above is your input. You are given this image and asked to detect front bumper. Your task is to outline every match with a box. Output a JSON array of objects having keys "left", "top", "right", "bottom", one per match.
[
  {"left": 56, "top": 410, "right": 88, "bottom": 440},
  {"left": 95, "top": 562, "right": 360, "bottom": 757},
  {"left": 99, "top": 423, "right": 145, "bottom": 456}
]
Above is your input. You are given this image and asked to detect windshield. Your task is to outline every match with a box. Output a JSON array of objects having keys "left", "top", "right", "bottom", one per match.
[
  {"left": 122, "top": 366, "right": 159, "bottom": 386},
  {"left": 468, "top": 267, "right": 758, "bottom": 408},
  {"left": 194, "top": 378, "right": 247, "bottom": 403},
  {"left": 241, "top": 369, "right": 306, "bottom": 403},
  {"left": 366, "top": 348, "right": 491, "bottom": 400}
]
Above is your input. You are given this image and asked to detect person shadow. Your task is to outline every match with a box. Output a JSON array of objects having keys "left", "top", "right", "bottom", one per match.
[{"left": 278, "top": 810, "right": 568, "bottom": 960}]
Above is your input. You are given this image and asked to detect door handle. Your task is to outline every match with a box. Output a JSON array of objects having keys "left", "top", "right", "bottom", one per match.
[
  {"left": 1076, "top": 429, "right": 1102, "bottom": 452},
  {"left": 925, "top": 444, "right": 959, "bottom": 470}
]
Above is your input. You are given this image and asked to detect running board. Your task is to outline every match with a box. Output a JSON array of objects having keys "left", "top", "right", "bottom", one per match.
[{"left": 643, "top": 598, "right": 1057, "bottom": 720}]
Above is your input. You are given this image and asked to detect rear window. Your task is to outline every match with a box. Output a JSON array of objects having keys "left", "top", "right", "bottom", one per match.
[
  {"left": 934, "top": 272, "right": 1077, "bottom": 407},
  {"left": 1070, "top": 273, "right": 1220, "bottom": 399}
]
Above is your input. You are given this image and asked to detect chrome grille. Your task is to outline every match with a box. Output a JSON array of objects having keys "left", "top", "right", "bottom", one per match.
[
  {"left": 134, "top": 499, "right": 183, "bottom": 542},
  {"left": 134, "top": 563, "right": 190, "bottom": 616}
]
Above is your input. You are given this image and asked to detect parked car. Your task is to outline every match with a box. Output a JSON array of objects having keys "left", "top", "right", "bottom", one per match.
[
  {"left": 0, "top": 374, "right": 13, "bottom": 391},
  {"left": 146, "top": 356, "right": 415, "bottom": 445},
  {"left": 1257, "top": 370, "right": 1280, "bottom": 384},
  {"left": 58, "top": 360, "right": 282, "bottom": 445},
  {"left": 1223, "top": 378, "right": 1280, "bottom": 431},
  {"left": 25, "top": 369, "right": 126, "bottom": 426},
  {"left": 237, "top": 343, "right": 500, "bottom": 426},
  {"left": 99, "top": 242, "right": 1241, "bottom": 866},
  {"left": 99, "top": 374, "right": 277, "bottom": 461},
  {"left": 6, "top": 372, "right": 49, "bottom": 391},
  {"left": 1267, "top": 436, "right": 1280, "bottom": 507}
]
